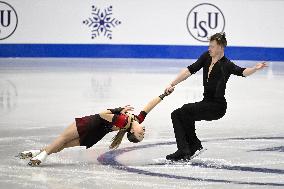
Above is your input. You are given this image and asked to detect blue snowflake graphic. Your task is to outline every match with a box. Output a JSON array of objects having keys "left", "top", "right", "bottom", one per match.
[{"left": 83, "top": 5, "right": 121, "bottom": 39}]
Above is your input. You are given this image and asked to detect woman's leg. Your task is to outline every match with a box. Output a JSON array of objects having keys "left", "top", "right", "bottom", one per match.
[
  {"left": 42, "top": 122, "right": 79, "bottom": 155},
  {"left": 52, "top": 138, "right": 80, "bottom": 154}
]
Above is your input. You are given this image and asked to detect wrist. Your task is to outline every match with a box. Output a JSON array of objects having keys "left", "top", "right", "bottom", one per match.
[
  {"left": 108, "top": 107, "right": 124, "bottom": 114},
  {"left": 159, "top": 93, "right": 167, "bottom": 100}
]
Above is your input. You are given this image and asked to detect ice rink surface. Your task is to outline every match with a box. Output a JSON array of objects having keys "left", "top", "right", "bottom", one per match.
[{"left": 0, "top": 58, "right": 283, "bottom": 189}]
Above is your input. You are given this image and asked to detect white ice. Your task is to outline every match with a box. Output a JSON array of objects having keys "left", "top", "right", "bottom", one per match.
[{"left": 0, "top": 58, "right": 283, "bottom": 189}]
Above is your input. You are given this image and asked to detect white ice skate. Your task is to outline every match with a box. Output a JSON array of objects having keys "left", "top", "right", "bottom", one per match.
[
  {"left": 16, "top": 150, "right": 41, "bottom": 159},
  {"left": 28, "top": 151, "right": 48, "bottom": 166}
]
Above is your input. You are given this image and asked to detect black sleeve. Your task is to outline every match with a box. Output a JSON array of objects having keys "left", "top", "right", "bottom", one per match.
[
  {"left": 107, "top": 107, "right": 123, "bottom": 114},
  {"left": 229, "top": 61, "right": 246, "bottom": 77},
  {"left": 187, "top": 51, "right": 208, "bottom": 74}
]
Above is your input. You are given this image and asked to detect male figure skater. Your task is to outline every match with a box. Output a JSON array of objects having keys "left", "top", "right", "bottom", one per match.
[{"left": 164, "top": 32, "right": 267, "bottom": 161}]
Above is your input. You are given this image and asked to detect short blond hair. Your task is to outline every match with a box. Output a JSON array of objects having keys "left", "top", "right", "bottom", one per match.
[{"left": 210, "top": 32, "right": 227, "bottom": 47}]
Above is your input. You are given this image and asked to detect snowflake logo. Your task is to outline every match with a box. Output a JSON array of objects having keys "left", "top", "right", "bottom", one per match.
[{"left": 83, "top": 5, "right": 121, "bottom": 40}]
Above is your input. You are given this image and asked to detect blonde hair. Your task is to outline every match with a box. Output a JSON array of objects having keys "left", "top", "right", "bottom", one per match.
[
  {"left": 109, "top": 129, "right": 128, "bottom": 149},
  {"left": 109, "top": 114, "right": 136, "bottom": 149}
]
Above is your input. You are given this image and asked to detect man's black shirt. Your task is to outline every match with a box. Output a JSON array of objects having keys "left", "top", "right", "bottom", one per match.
[{"left": 187, "top": 51, "right": 246, "bottom": 101}]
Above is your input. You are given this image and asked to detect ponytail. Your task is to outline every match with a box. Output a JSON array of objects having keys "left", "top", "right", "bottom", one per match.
[
  {"left": 109, "top": 129, "right": 127, "bottom": 149},
  {"left": 109, "top": 114, "right": 135, "bottom": 149}
]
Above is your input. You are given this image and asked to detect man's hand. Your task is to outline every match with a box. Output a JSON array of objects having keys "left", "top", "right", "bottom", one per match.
[
  {"left": 164, "top": 84, "right": 175, "bottom": 95},
  {"left": 121, "top": 105, "right": 134, "bottom": 114},
  {"left": 254, "top": 62, "right": 268, "bottom": 70}
]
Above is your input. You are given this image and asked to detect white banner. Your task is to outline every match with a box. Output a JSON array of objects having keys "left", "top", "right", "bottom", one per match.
[{"left": 1, "top": 0, "right": 284, "bottom": 47}]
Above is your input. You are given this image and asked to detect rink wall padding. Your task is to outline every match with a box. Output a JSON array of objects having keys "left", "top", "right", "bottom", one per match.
[{"left": 0, "top": 44, "right": 283, "bottom": 61}]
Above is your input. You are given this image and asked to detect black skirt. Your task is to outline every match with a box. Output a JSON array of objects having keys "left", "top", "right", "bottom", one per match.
[{"left": 75, "top": 114, "right": 113, "bottom": 148}]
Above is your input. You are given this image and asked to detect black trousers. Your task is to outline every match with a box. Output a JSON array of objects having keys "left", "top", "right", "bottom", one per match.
[{"left": 171, "top": 98, "right": 227, "bottom": 153}]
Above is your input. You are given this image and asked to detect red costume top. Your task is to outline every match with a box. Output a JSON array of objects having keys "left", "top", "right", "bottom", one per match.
[{"left": 112, "top": 111, "right": 147, "bottom": 129}]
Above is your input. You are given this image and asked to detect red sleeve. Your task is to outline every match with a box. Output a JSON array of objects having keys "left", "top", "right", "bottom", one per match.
[
  {"left": 112, "top": 114, "right": 128, "bottom": 129},
  {"left": 135, "top": 111, "right": 147, "bottom": 123}
]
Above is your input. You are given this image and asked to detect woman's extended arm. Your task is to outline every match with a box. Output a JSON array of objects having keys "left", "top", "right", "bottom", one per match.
[
  {"left": 142, "top": 92, "right": 169, "bottom": 114},
  {"left": 99, "top": 105, "right": 134, "bottom": 122}
]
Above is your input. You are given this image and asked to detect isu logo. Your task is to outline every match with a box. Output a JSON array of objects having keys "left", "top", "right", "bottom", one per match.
[
  {"left": 0, "top": 1, "right": 18, "bottom": 40},
  {"left": 186, "top": 3, "right": 225, "bottom": 42}
]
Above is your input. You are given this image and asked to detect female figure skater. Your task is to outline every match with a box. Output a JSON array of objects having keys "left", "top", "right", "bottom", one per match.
[{"left": 18, "top": 91, "right": 172, "bottom": 166}]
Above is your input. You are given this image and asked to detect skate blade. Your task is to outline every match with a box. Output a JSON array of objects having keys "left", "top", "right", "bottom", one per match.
[
  {"left": 28, "top": 160, "right": 41, "bottom": 167},
  {"left": 153, "top": 158, "right": 191, "bottom": 165},
  {"left": 15, "top": 152, "right": 32, "bottom": 159},
  {"left": 189, "top": 148, "right": 207, "bottom": 160}
]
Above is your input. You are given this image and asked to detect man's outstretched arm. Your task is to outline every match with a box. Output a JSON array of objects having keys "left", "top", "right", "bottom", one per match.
[
  {"left": 164, "top": 68, "right": 191, "bottom": 94},
  {"left": 243, "top": 62, "right": 268, "bottom": 77}
]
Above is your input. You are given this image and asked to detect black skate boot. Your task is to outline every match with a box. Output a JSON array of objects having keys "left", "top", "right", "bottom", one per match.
[
  {"left": 166, "top": 149, "right": 192, "bottom": 161},
  {"left": 183, "top": 143, "right": 205, "bottom": 160},
  {"left": 178, "top": 144, "right": 204, "bottom": 161},
  {"left": 166, "top": 150, "right": 184, "bottom": 161},
  {"left": 190, "top": 143, "right": 203, "bottom": 156}
]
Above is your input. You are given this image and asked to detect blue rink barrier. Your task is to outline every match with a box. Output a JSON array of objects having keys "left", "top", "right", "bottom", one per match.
[{"left": 0, "top": 44, "right": 283, "bottom": 61}]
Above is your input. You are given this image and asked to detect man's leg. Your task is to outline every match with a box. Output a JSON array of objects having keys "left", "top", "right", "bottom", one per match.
[
  {"left": 182, "top": 100, "right": 227, "bottom": 156},
  {"left": 166, "top": 107, "right": 191, "bottom": 160},
  {"left": 182, "top": 114, "right": 203, "bottom": 156}
]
